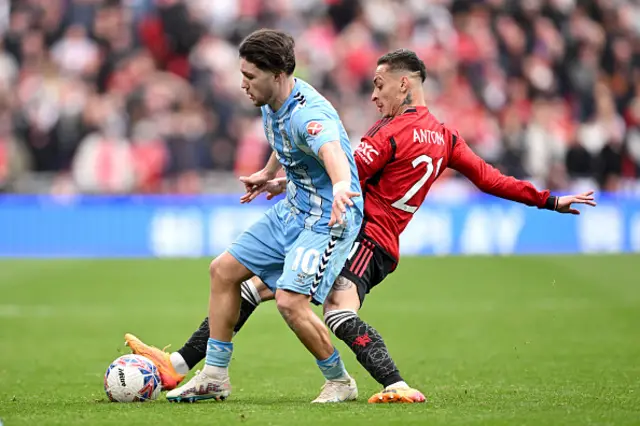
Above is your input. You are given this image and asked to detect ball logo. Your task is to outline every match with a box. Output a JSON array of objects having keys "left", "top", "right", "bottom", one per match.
[
  {"left": 306, "top": 121, "right": 324, "bottom": 136},
  {"left": 118, "top": 368, "right": 126, "bottom": 387}
]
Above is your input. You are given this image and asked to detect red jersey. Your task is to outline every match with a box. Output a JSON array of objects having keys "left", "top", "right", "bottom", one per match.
[{"left": 353, "top": 106, "right": 553, "bottom": 263}]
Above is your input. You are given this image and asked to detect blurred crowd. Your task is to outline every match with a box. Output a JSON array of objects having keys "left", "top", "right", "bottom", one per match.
[{"left": 0, "top": 0, "right": 639, "bottom": 194}]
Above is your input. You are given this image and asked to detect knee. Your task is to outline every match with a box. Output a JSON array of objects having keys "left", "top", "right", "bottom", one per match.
[
  {"left": 275, "top": 290, "right": 305, "bottom": 321},
  {"left": 323, "top": 287, "right": 350, "bottom": 314},
  {"left": 323, "top": 296, "right": 341, "bottom": 315},
  {"left": 209, "top": 257, "right": 222, "bottom": 281},
  {"left": 208, "top": 255, "right": 240, "bottom": 287},
  {"left": 322, "top": 279, "right": 361, "bottom": 316}
]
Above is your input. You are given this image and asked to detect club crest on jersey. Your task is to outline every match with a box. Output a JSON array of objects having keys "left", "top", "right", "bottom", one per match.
[
  {"left": 306, "top": 121, "right": 324, "bottom": 136},
  {"left": 356, "top": 142, "right": 379, "bottom": 164}
]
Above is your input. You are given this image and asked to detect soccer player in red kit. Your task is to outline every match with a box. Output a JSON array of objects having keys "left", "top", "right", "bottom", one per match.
[{"left": 125, "top": 49, "right": 595, "bottom": 404}]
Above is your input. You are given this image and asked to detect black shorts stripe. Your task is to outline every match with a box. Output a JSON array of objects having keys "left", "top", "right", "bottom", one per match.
[{"left": 339, "top": 233, "right": 397, "bottom": 307}]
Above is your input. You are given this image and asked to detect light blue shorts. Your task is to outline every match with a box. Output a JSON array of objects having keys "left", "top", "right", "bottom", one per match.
[{"left": 227, "top": 200, "right": 361, "bottom": 304}]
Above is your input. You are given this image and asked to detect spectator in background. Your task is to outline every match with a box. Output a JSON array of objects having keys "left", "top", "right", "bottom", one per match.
[
  {"left": 71, "top": 94, "right": 134, "bottom": 193},
  {"left": 50, "top": 24, "right": 100, "bottom": 76},
  {"left": 0, "top": 94, "right": 30, "bottom": 191},
  {"left": 0, "top": 0, "right": 638, "bottom": 195}
]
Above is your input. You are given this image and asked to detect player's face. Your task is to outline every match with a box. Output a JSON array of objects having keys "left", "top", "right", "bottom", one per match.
[
  {"left": 371, "top": 64, "right": 406, "bottom": 117},
  {"left": 240, "top": 58, "right": 277, "bottom": 107}
]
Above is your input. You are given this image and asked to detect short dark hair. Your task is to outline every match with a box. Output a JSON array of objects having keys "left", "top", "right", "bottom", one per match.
[
  {"left": 239, "top": 29, "right": 296, "bottom": 75},
  {"left": 377, "top": 49, "right": 427, "bottom": 82}
]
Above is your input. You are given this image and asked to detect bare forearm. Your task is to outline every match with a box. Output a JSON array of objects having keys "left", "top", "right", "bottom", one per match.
[
  {"left": 318, "top": 141, "right": 351, "bottom": 186},
  {"left": 263, "top": 151, "right": 282, "bottom": 178},
  {"left": 320, "top": 141, "right": 359, "bottom": 227}
]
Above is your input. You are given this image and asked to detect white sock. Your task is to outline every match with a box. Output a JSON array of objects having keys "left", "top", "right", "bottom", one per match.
[
  {"left": 202, "top": 364, "right": 228, "bottom": 378},
  {"left": 170, "top": 352, "right": 190, "bottom": 375},
  {"left": 386, "top": 381, "right": 409, "bottom": 389}
]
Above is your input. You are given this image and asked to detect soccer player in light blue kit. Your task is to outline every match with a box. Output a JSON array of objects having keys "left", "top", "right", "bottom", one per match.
[{"left": 167, "top": 29, "right": 363, "bottom": 403}]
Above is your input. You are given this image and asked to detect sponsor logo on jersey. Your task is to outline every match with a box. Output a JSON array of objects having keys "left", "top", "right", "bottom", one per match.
[
  {"left": 356, "top": 142, "right": 379, "bottom": 164},
  {"left": 306, "top": 121, "right": 324, "bottom": 136},
  {"left": 413, "top": 128, "right": 445, "bottom": 145}
]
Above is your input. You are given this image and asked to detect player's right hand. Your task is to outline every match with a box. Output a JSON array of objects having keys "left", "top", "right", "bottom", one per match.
[
  {"left": 239, "top": 170, "right": 271, "bottom": 204},
  {"left": 329, "top": 188, "right": 361, "bottom": 227}
]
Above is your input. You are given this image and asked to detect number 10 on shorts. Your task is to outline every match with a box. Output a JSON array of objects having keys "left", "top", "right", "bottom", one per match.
[{"left": 291, "top": 247, "right": 321, "bottom": 274}]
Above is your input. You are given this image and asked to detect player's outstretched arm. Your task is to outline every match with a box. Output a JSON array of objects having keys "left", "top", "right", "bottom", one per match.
[
  {"left": 448, "top": 137, "right": 596, "bottom": 213},
  {"left": 318, "top": 141, "right": 361, "bottom": 226}
]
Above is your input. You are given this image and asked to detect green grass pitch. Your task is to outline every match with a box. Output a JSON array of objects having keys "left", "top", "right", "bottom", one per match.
[{"left": 1, "top": 255, "right": 639, "bottom": 425}]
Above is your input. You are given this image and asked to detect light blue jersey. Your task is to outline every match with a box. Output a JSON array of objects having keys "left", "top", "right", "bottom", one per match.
[
  {"left": 262, "top": 78, "right": 363, "bottom": 235},
  {"left": 228, "top": 78, "right": 363, "bottom": 305}
]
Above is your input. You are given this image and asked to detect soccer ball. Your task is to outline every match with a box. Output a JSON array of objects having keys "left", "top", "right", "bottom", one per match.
[{"left": 104, "top": 354, "right": 162, "bottom": 402}]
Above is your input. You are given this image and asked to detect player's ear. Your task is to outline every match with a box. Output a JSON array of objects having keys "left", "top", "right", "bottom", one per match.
[
  {"left": 276, "top": 71, "right": 288, "bottom": 83},
  {"left": 400, "top": 76, "right": 409, "bottom": 93}
]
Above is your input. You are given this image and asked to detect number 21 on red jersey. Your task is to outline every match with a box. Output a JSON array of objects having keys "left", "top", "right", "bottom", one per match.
[{"left": 391, "top": 154, "right": 443, "bottom": 214}]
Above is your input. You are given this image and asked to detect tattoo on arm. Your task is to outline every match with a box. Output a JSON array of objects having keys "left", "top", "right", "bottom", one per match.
[{"left": 333, "top": 276, "right": 355, "bottom": 291}]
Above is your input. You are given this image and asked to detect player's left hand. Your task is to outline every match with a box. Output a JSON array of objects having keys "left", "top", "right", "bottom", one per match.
[
  {"left": 329, "top": 189, "right": 361, "bottom": 227},
  {"left": 240, "top": 177, "right": 286, "bottom": 203},
  {"left": 239, "top": 170, "right": 271, "bottom": 204},
  {"left": 556, "top": 190, "right": 597, "bottom": 214}
]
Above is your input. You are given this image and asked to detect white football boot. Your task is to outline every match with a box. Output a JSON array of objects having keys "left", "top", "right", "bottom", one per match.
[
  {"left": 311, "top": 377, "right": 358, "bottom": 403},
  {"left": 166, "top": 370, "right": 231, "bottom": 402}
]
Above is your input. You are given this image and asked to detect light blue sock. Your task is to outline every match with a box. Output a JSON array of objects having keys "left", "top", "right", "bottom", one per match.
[
  {"left": 205, "top": 338, "right": 233, "bottom": 368},
  {"left": 316, "top": 348, "right": 349, "bottom": 381}
]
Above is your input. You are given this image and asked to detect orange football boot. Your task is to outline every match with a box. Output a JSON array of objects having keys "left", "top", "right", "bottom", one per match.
[
  {"left": 124, "top": 333, "right": 185, "bottom": 391},
  {"left": 368, "top": 387, "right": 427, "bottom": 404}
]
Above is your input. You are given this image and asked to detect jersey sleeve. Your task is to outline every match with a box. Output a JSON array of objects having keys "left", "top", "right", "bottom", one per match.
[
  {"left": 448, "top": 133, "right": 554, "bottom": 208},
  {"left": 354, "top": 130, "right": 393, "bottom": 183},
  {"left": 294, "top": 109, "right": 342, "bottom": 156}
]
